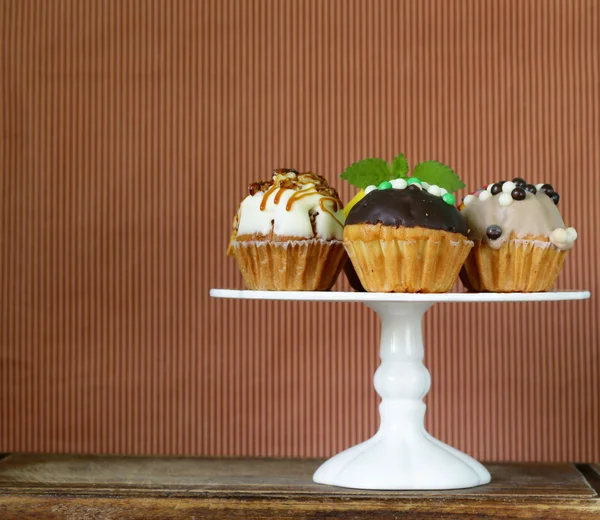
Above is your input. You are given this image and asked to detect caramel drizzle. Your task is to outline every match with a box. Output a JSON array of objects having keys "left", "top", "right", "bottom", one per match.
[
  {"left": 259, "top": 183, "right": 343, "bottom": 228},
  {"left": 273, "top": 187, "right": 287, "bottom": 205},
  {"left": 285, "top": 189, "right": 318, "bottom": 211},
  {"left": 259, "top": 184, "right": 279, "bottom": 211},
  {"left": 319, "top": 197, "right": 344, "bottom": 228}
]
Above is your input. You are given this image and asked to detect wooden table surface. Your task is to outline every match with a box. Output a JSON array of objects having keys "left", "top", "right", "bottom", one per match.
[{"left": 0, "top": 454, "right": 599, "bottom": 519}]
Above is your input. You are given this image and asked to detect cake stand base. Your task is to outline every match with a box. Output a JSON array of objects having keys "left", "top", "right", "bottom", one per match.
[
  {"left": 210, "top": 289, "right": 590, "bottom": 491},
  {"left": 312, "top": 424, "right": 490, "bottom": 490},
  {"left": 313, "top": 301, "right": 491, "bottom": 490}
]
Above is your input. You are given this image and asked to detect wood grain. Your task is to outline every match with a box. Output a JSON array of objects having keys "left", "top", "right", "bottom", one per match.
[
  {"left": 0, "top": 456, "right": 599, "bottom": 519},
  {"left": 0, "top": 455, "right": 594, "bottom": 497},
  {"left": 1, "top": 0, "right": 599, "bottom": 461},
  {"left": 2, "top": 496, "right": 600, "bottom": 520}
]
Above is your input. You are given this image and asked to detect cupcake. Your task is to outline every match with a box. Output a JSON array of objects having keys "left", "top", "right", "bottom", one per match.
[
  {"left": 341, "top": 154, "right": 473, "bottom": 293},
  {"left": 459, "top": 178, "right": 577, "bottom": 292},
  {"left": 227, "top": 168, "right": 347, "bottom": 290}
]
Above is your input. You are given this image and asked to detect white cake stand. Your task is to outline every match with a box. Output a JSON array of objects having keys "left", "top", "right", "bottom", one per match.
[{"left": 210, "top": 289, "right": 590, "bottom": 490}]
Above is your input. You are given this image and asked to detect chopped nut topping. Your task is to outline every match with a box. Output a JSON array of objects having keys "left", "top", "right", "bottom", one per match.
[
  {"left": 248, "top": 180, "right": 274, "bottom": 196},
  {"left": 247, "top": 169, "right": 342, "bottom": 204},
  {"left": 273, "top": 168, "right": 299, "bottom": 175},
  {"left": 278, "top": 178, "right": 296, "bottom": 190}
]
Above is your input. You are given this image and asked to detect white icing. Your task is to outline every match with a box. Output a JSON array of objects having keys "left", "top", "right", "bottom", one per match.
[
  {"left": 365, "top": 185, "right": 377, "bottom": 194},
  {"left": 421, "top": 181, "right": 431, "bottom": 190},
  {"left": 440, "top": 188, "right": 448, "bottom": 196},
  {"left": 461, "top": 190, "right": 576, "bottom": 251},
  {"left": 409, "top": 182, "right": 423, "bottom": 190},
  {"left": 463, "top": 194, "right": 476, "bottom": 205},
  {"left": 536, "top": 183, "right": 544, "bottom": 190},
  {"left": 390, "top": 178, "right": 407, "bottom": 189},
  {"left": 479, "top": 190, "right": 492, "bottom": 202},
  {"left": 512, "top": 238, "right": 556, "bottom": 249},
  {"left": 486, "top": 184, "right": 495, "bottom": 193},
  {"left": 231, "top": 238, "right": 342, "bottom": 248},
  {"left": 498, "top": 193, "right": 513, "bottom": 206},
  {"left": 236, "top": 173, "right": 345, "bottom": 240}
]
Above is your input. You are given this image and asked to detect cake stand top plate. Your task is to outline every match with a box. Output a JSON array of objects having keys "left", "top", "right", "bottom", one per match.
[{"left": 210, "top": 289, "right": 590, "bottom": 303}]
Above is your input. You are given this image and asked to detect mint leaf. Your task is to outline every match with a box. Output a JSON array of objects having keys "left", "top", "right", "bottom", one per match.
[
  {"left": 340, "top": 158, "right": 392, "bottom": 189},
  {"left": 413, "top": 161, "right": 465, "bottom": 193},
  {"left": 391, "top": 153, "right": 409, "bottom": 178}
]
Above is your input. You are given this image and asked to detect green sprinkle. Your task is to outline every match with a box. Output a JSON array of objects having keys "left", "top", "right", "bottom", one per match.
[
  {"left": 378, "top": 180, "right": 393, "bottom": 190},
  {"left": 442, "top": 193, "right": 456, "bottom": 205},
  {"left": 406, "top": 177, "right": 422, "bottom": 185}
]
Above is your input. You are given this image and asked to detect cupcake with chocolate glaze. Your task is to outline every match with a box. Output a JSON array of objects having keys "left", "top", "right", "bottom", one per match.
[
  {"left": 341, "top": 154, "right": 473, "bottom": 292},
  {"left": 228, "top": 168, "right": 347, "bottom": 290},
  {"left": 459, "top": 178, "right": 577, "bottom": 292}
]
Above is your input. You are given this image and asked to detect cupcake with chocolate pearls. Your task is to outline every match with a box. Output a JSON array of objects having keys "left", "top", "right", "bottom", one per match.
[
  {"left": 459, "top": 178, "right": 577, "bottom": 292},
  {"left": 341, "top": 154, "right": 473, "bottom": 292}
]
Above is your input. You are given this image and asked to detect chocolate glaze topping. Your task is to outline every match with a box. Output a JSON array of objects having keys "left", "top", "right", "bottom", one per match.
[{"left": 346, "top": 188, "right": 469, "bottom": 236}]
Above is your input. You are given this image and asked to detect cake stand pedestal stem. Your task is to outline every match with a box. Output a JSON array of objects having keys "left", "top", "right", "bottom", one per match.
[{"left": 312, "top": 301, "right": 491, "bottom": 490}]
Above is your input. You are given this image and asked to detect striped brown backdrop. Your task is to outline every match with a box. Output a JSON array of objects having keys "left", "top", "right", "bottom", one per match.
[{"left": 1, "top": 0, "right": 598, "bottom": 461}]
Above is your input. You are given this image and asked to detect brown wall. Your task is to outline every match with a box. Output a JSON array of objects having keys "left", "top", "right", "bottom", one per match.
[{"left": 1, "top": 0, "right": 598, "bottom": 461}]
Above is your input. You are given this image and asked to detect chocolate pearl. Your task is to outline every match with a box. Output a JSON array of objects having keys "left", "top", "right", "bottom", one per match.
[
  {"left": 490, "top": 182, "right": 503, "bottom": 195},
  {"left": 524, "top": 184, "right": 537, "bottom": 194},
  {"left": 407, "top": 184, "right": 421, "bottom": 192},
  {"left": 511, "top": 187, "right": 526, "bottom": 201},
  {"left": 540, "top": 183, "right": 555, "bottom": 196},
  {"left": 486, "top": 225, "right": 502, "bottom": 240},
  {"left": 512, "top": 177, "right": 526, "bottom": 187},
  {"left": 552, "top": 192, "right": 560, "bottom": 205}
]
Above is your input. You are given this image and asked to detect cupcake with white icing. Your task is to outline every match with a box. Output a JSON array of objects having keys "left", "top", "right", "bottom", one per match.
[
  {"left": 227, "top": 168, "right": 346, "bottom": 290},
  {"left": 459, "top": 178, "right": 577, "bottom": 292}
]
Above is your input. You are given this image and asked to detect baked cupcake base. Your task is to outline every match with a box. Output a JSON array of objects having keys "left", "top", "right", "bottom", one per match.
[
  {"left": 344, "top": 224, "right": 473, "bottom": 293},
  {"left": 230, "top": 238, "right": 347, "bottom": 291},
  {"left": 460, "top": 233, "right": 568, "bottom": 292}
]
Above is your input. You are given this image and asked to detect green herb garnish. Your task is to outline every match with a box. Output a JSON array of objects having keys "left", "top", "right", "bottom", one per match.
[
  {"left": 340, "top": 153, "right": 465, "bottom": 193},
  {"left": 339, "top": 158, "right": 392, "bottom": 190},
  {"left": 412, "top": 161, "right": 465, "bottom": 193}
]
